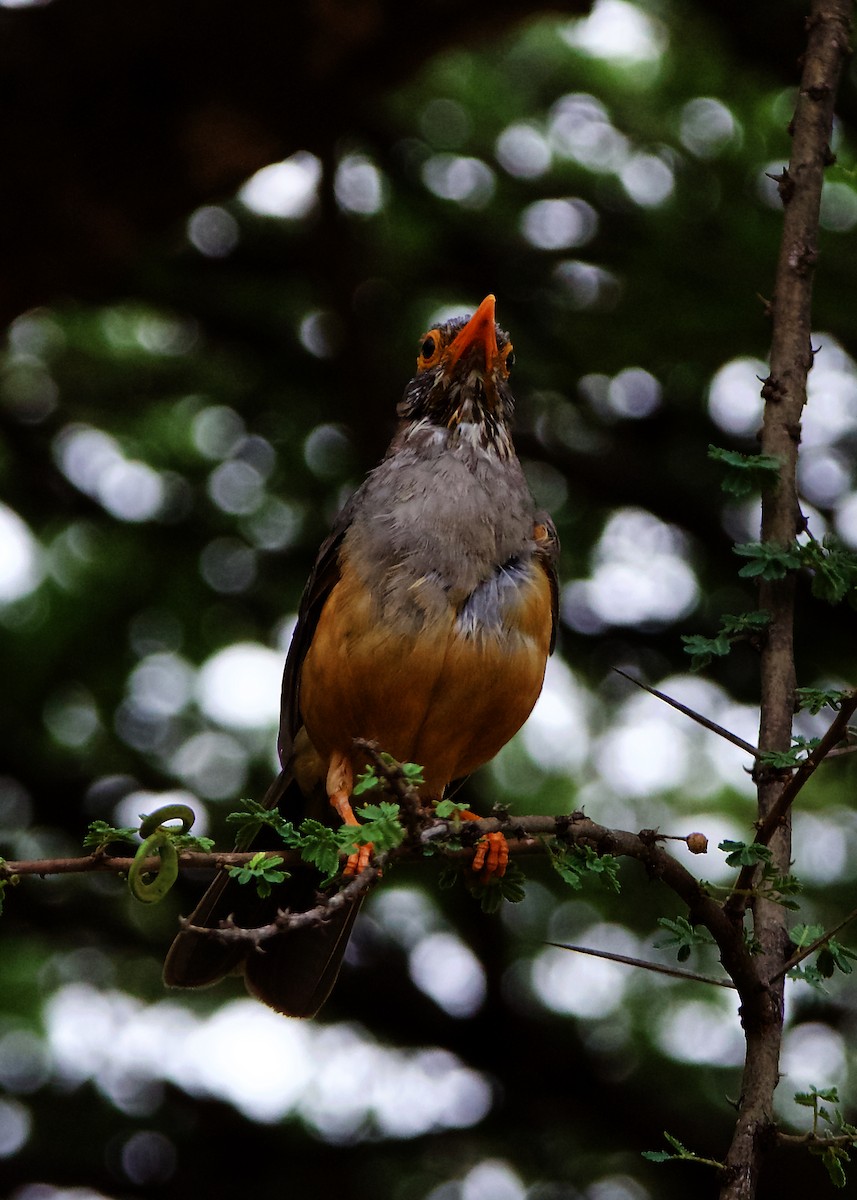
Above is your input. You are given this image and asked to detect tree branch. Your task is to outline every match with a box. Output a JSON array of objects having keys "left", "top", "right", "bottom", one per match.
[
  {"left": 719, "top": 4, "right": 854, "bottom": 1197},
  {"left": 1, "top": 811, "right": 759, "bottom": 996}
]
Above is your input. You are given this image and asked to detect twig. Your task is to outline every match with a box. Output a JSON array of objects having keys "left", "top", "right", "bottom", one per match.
[
  {"left": 614, "top": 668, "right": 760, "bottom": 758},
  {"left": 1, "top": 812, "right": 758, "bottom": 999},
  {"left": 0, "top": 849, "right": 303, "bottom": 880},
  {"left": 545, "top": 941, "right": 736, "bottom": 989},
  {"left": 767, "top": 902, "right": 857, "bottom": 984},
  {"left": 353, "top": 737, "right": 428, "bottom": 833},
  {"left": 755, "top": 689, "right": 857, "bottom": 845},
  {"left": 777, "top": 1132, "right": 857, "bottom": 1148},
  {"left": 726, "top": 690, "right": 857, "bottom": 918},
  {"left": 182, "top": 857, "right": 386, "bottom": 950}
]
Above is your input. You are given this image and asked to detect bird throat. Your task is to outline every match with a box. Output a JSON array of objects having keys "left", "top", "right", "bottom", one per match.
[{"left": 442, "top": 381, "right": 512, "bottom": 457}]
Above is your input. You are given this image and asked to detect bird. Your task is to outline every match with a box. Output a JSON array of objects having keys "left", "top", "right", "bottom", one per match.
[{"left": 163, "top": 294, "right": 559, "bottom": 1017}]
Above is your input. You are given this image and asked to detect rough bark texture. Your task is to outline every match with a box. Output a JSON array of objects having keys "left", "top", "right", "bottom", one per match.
[{"left": 719, "top": 3, "right": 854, "bottom": 1197}]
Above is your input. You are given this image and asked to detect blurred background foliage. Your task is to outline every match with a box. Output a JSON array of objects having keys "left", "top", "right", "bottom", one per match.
[{"left": 2, "top": 1, "right": 857, "bottom": 1198}]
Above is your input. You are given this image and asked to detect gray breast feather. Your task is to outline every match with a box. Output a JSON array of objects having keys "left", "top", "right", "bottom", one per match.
[{"left": 455, "top": 555, "right": 535, "bottom": 638}]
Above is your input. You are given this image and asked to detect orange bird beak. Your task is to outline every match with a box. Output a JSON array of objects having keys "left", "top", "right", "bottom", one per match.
[{"left": 445, "top": 294, "right": 499, "bottom": 374}]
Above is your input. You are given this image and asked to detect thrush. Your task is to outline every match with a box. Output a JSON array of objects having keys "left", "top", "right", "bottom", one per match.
[{"left": 164, "top": 294, "right": 559, "bottom": 1016}]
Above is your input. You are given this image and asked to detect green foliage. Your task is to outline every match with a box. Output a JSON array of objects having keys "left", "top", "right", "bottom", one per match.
[
  {"left": 228, "top": 852, "right": 288, "bottom": 899},
  {"left": 681, "top": 610, "right": 770, "bottom": 669},
  {"left": 465, "top": 860, "right": 527, "bottom": 913},
  {"left": 733, "top": 540, "right": 803, "bottom": 580},
  {"left": 719, "top": 839, "right": 772, "bottom": 868},
  {"left": 757, "top": 736, "right": 820, "bottom": 769},
  {"left": 435, "top": 799, "right": 471, "bottom": 818},
  {"left": 294, "top": 820, "right": 342, "bottom": 882},
  {"left": 226, "top": 798, "right": 297, "bottom": 844},
  {"left": 351, "top": 803, "right": 405, "bottom": 851},
  {"left": 707, "top": 445, "right": 781, "bottom": 497},
  {"left": 169, "top": 832, "right": 216, "bottom": 853},
  {"left": 716, "top": 839, "right": 802, "bottom": 905},
  {"left": 353, "top": 759, "right": 425, "bottom": 796},
  {"left": 795, "top": 686, "right": 849, "bottom": 714},
  {"left": 654, "top": 916, "right": 716, "bottom": 963},
  {"left": 642, "top": 1131, "right": 725, "bottom": 1171},
  {"left": 756, "top": 870, "right": 802, "bottom": 910},
  {"left": 800, "top": 536, "right": 857, "bottom": 605},
  {"left": 788, "top": 924, "right": 857, "bottom": 984},
  {"left": 794, "top": 1086, "right": 857, "bottom": 1189},
  {"left": 548, "top": 841, "right": 620, "bottom": 893},
  {"left": 83, "top": 819, "right": 139, "bottom": 850}
]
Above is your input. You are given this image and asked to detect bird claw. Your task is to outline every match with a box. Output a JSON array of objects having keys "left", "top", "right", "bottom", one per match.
[
  {"left": 471, "top": 831, "right": 509, "bottom": 880},
  {"left": 343, "top": 843, "right": 373, "bottom": 877}
]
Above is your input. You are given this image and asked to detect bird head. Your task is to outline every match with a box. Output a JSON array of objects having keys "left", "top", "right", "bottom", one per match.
[{"left": 397, "top": 295, "right": 516, "bottom": 452}]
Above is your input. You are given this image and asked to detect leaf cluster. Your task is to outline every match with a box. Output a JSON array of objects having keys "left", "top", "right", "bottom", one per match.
[
  {"left": 353, "top": 759, "right": 425, "bottom": 796},
  {"left": 795, "top": 686, "right": 849, "bottom": 715},
  {"left": 793, "top": 1086, "right": 857, "bottom": 1189},
  {"left": 654, "top": 916, "right": 716, "bottom": 963},
  {"left": 729, "top": 535, "right": 857, "bottom": 601},
  {"left": 682, "top": 609, "right": 770, "bottom": 670},
  {"left": 642, "top": 1130, "right": 724, "bottom": 1171},
  {"left": 718, "top": 840, "right": 801, "bottom": 908},
  {"left": 548, "top": 841, "right": 621, "bottom": 894},
  {"left": 788, "top": 925, "right": 857, "bottom": 990},
  {"left": 708, "top": 445, "right": 781, "bottom": 497}
]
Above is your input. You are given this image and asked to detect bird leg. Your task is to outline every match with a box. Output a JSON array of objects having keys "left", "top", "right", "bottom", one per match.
[
  {"left": 326, "top": 751, "right": 372, "bottom": 876},
  {"left": 455, "top": 809, "right": 509, "bottom": 880}
]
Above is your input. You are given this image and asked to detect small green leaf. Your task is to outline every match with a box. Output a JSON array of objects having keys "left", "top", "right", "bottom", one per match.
[
  {"left": 548, "top": 842, "right": 620, "bottom": 893},
  {"left": 466, "top": 861, "right": 527, "bottom": 912},
  {"left": 353, "top": 768, "right": 381, "bottom": 796},
  {"left": 734, "top": 541, "right": 802, "bottom": 580},
  {"left": 226, "top": 798, "right": 296, "bottom": 845},
  {"left": 789, "top": 923, "right": 825, "bottom": 947},
  {"left": 720, "top": 610, "right": 772, "bottom": 634},
  {"left": 821, "top": 1146, "right": 848, "bottom": 1189},
  {"left": 795, "top": 686, "right": 848, "bottom": 715},
  {"left": 642, "top": 1151, "right": 673, "bottom": 1163},
  {"left": 719, "top": 839, "right": 773, "bottom": 868},
  {"left": 655, "top": 915, "right": 716, "bottom": 957},
  {"left": 681, "top": 633, "right": 731, "bottom": 670},
  {"left": 171, "top": 834, "right": 215, "bottom": 853},
  {"left": 297, "top": 820, "right": 342, "bottom": 879},
  {"left": 708, "top": 445, "right": 782, "bottom": 497},
  {"left": 228, "top": 851, "right": 288, "bottom": 899},
  {"left": 353, "top": 802, "right": 405, "bottom": 851},
  {"left": 83, "top": 819, "right": 139, "bottom": 850},
  {"left": 435, "top": 799, "right": 470, "bottom": 819},
  {"left": 681, "top": 611, "right": 770, "bottom": 670}
]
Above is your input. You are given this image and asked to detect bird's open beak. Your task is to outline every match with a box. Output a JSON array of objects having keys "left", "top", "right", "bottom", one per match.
[{"left": 445, "top": 294, "right": 499, "bottom": 374}]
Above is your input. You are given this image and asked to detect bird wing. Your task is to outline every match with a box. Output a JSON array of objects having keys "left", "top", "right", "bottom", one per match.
[
  {"left": 534, "top": 509, "right": 560, "bottom": 654},
  {"left": 278, "top": 496, "right": 357, "bottom": 766},
  {"left": 163, "top": 498, "right": 361, "bottom": 1015}
]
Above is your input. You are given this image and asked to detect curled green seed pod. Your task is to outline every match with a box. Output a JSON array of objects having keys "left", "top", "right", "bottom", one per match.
[{"left": 129, "top": 805, "right": 195, "bottom": 903}]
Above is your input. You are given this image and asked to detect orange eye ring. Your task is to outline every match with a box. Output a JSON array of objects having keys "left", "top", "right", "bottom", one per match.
[
  {"left": 417, "top": 329, "right": 443, "bottom": 370},
  {"left": 500, "top": 342, "right": 515, "bottom": 378}
]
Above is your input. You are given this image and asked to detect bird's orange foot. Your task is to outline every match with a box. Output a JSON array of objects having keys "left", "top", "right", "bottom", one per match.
[
  {"left": 450, "top": 808, "right": 509, "bottom": 880},
  {"left": 471, "top": 831, "right": 509, "bottom": 880},
  {"left": 327, "top": 752, "right": 374, "bottom": 877},
  {"left": 342, "top": 843, "right": 373, "bottom": 877}
]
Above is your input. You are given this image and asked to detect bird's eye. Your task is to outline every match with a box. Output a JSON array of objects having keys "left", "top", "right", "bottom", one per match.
[
  {"left": 417, "top": 330, "right": 443, "bottom": 369},
  {"left": 501, "top": 343, "right": 515, "bottom": 376}
]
